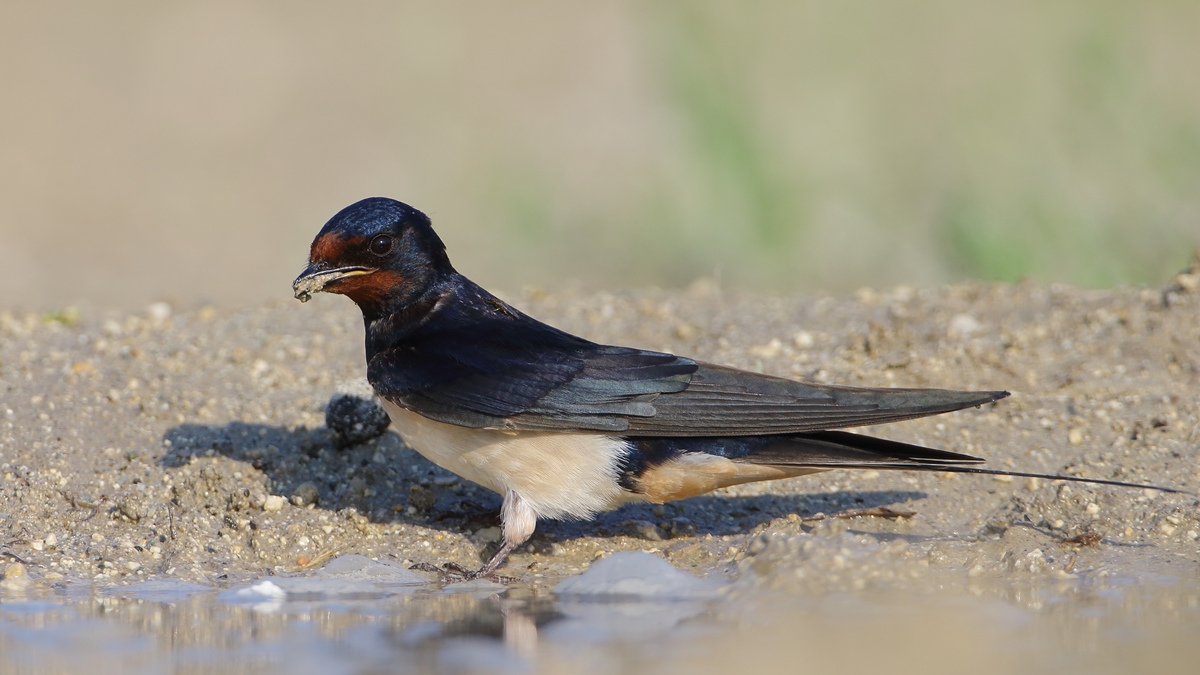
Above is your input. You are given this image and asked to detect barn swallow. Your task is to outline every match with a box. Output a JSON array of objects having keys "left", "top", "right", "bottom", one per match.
[{"left": 293, "top": 197, "right": 1182, "bottom": 579}]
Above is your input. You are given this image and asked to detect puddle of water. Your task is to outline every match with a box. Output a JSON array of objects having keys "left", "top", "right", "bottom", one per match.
[{"left": 2, "top": 552, "right": 1198, "bottom": 675}]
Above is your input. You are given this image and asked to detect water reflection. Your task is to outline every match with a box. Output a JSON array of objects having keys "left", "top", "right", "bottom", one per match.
[{"left": 2, "top": 552, "right": 1198, "bottom": 674}]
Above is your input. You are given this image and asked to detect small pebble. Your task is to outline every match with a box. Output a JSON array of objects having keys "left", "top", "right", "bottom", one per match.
[
  {"left": 626, "top": 520, "right": 665, "bottom": 541},
  {"left": 674, "top": 323, "right": 698, "bottom": 340},
  {"left": 146, "top": 302, "right": 172, "bottom": 324},
  {"left": 475, "top": 527, "right": 501, "bottom": 545},
  {"left": 948, "top": 313, "right": 982, "bottom": 337},
  {"left": 263, "top": 495, "right": 286, "bottom": 512},
  {"left": 1, "top": 563, "right": 31, "bottom": 591},
  {"left": 664, "top": 517, "right": 695, "bottom": 538},
  {"left": 407, "top": 485, "right": 436, "bottom": 515},
  {"left": 291, "top": 483, "right": 320, "bottom": 507}
]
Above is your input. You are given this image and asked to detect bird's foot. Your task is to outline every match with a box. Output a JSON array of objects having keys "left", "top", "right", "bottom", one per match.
[{"left": 410, "top": 561, "right": 516, "bottom": 584}]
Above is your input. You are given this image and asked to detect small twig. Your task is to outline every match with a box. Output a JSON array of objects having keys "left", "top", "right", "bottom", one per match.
[
  {"left": 1, "top": 548, "right": 31, "bottom": 565},
  {"left": 294, "top": 548, "right": 339, "bottom": 572},
  {"left": 82, "top": 504, "right": 104, "bottom": 522},
  {"left": 801, "top": 506, "right": 917, "bottom": 522},
  {"left": 61, "top": 490, "right": 105, "bottom": 521},
  {"left": 1059, "top": 532, "right": 1103, "bottom": 547}
]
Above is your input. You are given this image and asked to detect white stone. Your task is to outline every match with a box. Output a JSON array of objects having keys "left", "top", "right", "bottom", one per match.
[
  {"left": 948, "top": 313, "right": 982, "bottom": 337},
  {"left": 554, "top": 551, "right": 719, "bottom": 599}
]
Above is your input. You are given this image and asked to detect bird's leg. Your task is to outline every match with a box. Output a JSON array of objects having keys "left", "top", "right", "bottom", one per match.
[
  {"left": 411, "top": 489, "right": 536, "bottom": 583},
  {"left": 476, "top": 488, "right": 537, "bottom": 579},
  {"left": 475, "top": 538, "right": 520, "bottom": 578}
]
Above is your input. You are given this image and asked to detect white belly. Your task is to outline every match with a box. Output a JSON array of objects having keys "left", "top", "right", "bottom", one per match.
[{"left": 380, "top": 400, "right": 633, "bottom": 520}]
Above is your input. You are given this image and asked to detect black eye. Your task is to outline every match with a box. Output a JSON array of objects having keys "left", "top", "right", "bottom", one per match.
[{"left": 369, "top": 235, "right": 394, "bottom": 256}]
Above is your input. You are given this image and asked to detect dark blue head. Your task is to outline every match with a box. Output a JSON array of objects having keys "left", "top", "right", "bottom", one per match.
[{"left": 293, "top": 198, "right": 455, "bottom": 314}]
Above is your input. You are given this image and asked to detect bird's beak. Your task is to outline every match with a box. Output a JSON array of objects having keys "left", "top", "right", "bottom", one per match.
[{"left": 292, "top": 263, "right": 376, "bottom": 302}]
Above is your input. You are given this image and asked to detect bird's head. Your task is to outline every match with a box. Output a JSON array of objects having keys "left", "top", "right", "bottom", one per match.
[{"left": 292, "top": 198, "right": 454, "bottom": 315}]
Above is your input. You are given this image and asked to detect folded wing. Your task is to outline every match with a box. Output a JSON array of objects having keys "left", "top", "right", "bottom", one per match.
[{"left": 368, "top": 279, "right": 1006, "bottom": 434}]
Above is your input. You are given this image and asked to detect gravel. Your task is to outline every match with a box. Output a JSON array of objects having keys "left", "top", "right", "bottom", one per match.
[{"left": 0, "top": 268, "right": 1197, "bottom": 595}]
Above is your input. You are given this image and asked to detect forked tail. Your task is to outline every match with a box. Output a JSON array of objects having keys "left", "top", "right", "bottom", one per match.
[{"left": 738, "top": 430, "right": 1189, "bottom": 494}]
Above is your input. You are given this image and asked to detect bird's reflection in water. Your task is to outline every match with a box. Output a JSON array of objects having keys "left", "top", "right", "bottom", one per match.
[
  {"left": 388, "top": 588, "right": 562, "bottom": 664},
  {"left": 501, "top": 604, "right": 541, "bottom": 657},
  {"left": 387, "top": 583, "right": 712, "bottom": 668}
]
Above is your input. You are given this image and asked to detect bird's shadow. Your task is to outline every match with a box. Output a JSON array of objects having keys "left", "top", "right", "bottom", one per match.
[{"left": 160, "top": 422, "right": 927, "bottom": 552}]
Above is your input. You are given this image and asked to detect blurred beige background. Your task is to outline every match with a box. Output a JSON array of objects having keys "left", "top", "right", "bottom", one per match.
[{"left": 1, "top": 1, "right": 1198, "bottom": 311}]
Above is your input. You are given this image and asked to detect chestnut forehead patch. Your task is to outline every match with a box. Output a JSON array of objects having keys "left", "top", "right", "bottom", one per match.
[{"left": 310, "top": 233, "right": 366, "bottom": 264}]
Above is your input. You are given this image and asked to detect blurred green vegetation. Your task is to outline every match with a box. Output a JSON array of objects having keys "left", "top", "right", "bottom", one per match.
[{"left": 620, "top": 0, "right": 1199, "bottom": 290}]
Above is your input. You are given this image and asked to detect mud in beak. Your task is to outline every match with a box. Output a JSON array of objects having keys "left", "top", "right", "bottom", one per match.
[{"left": 292, "top": 263, "right": 376, "bottom": 302}]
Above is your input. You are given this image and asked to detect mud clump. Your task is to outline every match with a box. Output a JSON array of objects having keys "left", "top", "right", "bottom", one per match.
[{"left": 325, "top": 394, "right": 391, "bottom": 448}]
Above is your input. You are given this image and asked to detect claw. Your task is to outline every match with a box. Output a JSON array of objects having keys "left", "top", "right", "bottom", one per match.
[
  {"left": 409, "top": 561, "right": 517, "bottom": 584},
  {"left": 409, "top": 561, "right": 447, "bottom": 575}
]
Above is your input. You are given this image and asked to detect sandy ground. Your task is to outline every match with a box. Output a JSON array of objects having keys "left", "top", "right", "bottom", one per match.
[{"left": 1, "top": 265, "right": 1198, "bottom": 599}]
